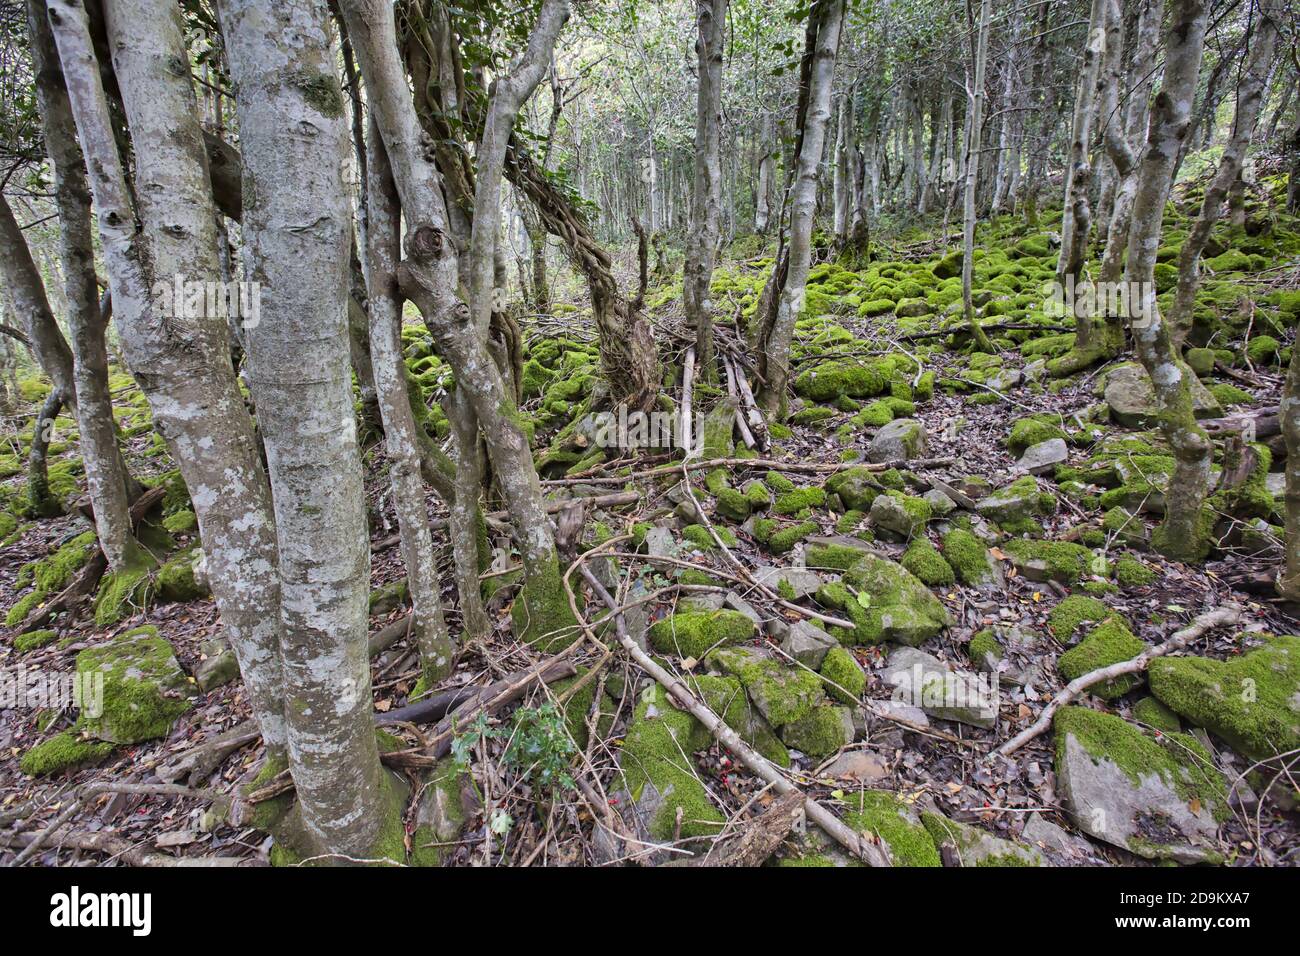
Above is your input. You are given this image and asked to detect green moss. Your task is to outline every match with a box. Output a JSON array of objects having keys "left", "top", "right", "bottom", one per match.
[
  {"left": 287, "top": 69, "right": 345, "bottom": 118},
  {"left": 805, "top": 541, "right": 869, "bottom": 572},
  {"left": 512, "top": 556, "right": 582, "bottom": 652},
  {"left": 1209, "top": 382, "right": 1253, "bottom": 406},
  {"left": 1053, "top": 706, "right": 1228, "bottom": 822},
  {"left": 1244, "top": 335, "right": 1279, "bottom": 365},
  {"left": 616, "top": 683, "right": 724, "bottom": 841},
  {"left": 34, "top": 531, "right": 97, "bottom": 593},
  {"left": 156, "top": 550, "right": 207, "bottom": 603},
  {"left": 1132, "top": 696, "right": 1182, "bottom": 733},
  {"left": 1057, "top": 617, "right": 1146, "bottom": 699},
  {"left": 825, "top": 466, "right": 884, "bottom": 510},
  {"left": 1007, "top": 417, "right": 1067, "bottom": 455},
  {"left": 649, "top": 609, "right": 755, "bottom": 659},
  {"left": 687, "top": 674, "right": 790, "bottom": 767},
  {"left": 93, "top": 559, "right": 157, "bottom": 627},
  {"left": 5, "top": 588, "right": 47, "bottom": 628},
  {"left": 1003, "top": 538, "right": 1093, "bottom": 583},
  {"left": 819, "top": 646, "right": 865, "bottom": 704},
  {"left": 773, "top": 486, "right": 826, "bottom": 515},
  {"left": 901, "top": 537, "right": 955, "bottom": 586},
  {"left": 244, "top": 752, "right": 293, "bottom": 832},
  {"left": 1048, "top": 594, "right": 1109, "bottom": 642},
  {"left": 762, "top": 520, "right": 819, "bottom": 554},
  {"left": 20, "top": 731, "right": 115, "bottom": 776},
  {"left": 76, "top": 625, "right": 193, "bottom": 743},
  {"left": 708, "top": 648, "right": 827, "bottom": 727},
  {"left": 969, "top": 629, "right": 1002, "bottom": 666},
  {"left": 835, "top": 510, "right": 866, "bottom": 534},
  {"left": 793, "top": 360, "right": 890, "bottom": 402},
  {"left": 14, "top": 628, "right": 58, "bottom": 652},
  {"left": 742, "top": 480, "right": 772, "bottom": 509},
  {"left": 781, "top": 704, "right": 852, "bottom": 759},
  {"left": 715, "top": 488, "right": 751, "bottom": 521},
  {"left": 843, "top": 790, "right": 941, "bottom": 866},
  {"left": 939, "top": 528, "right": 997, "bottom": 585},
  {"left": 1147, "top": 635, "right": 1300, "bottom": 760},
  {"left": 1114, "top": 556, "right": 1156, "bottom": 587},
  {"left": 682, "top": 524, "right": 738, "bottom": 550}
]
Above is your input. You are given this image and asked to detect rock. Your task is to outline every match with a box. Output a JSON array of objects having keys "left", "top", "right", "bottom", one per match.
[
  {"left": 723, "top": 590, "right": 763, "bottom": 626},
  {"left": 1016, "top": 438, "right": 1069, "bottom": 475},
  {"left": 843, "top": 790, "right": 942, "bottom": 866},
  {"left": 803, "top": 534, "right": 877, "bottom": 571},
  {"left": 1103, "top": 363, "right": 1222, "bottom": 428},
  {"left": 781, "top": 704, "right": 855, "bottom": 759},
  {"left": 867, "top": 418, "right": 928, "bottom": 463},
  {"left": 75, "top": 625, "right": 194, "bottom": 744},
  {"left": 1057, "top": 618, "right": 1147, "bottom": 699},
  {"left": 975, "top": 476, "right": 1056, "bottom": 524},
  {"left": 1148, "top": 635, "right": 1300, "bottom": 761},
  {"left": 1053, "top": 706, "right": 1228, "bottom": 864},
  {"left": 868, "top": 492, "right": 928, "bottom": 540},
  {"left": 691, "top": 674, "right": 790, "bottom": 767},
  {"left": 708, "top": 647, "right": 826, "bottom": 728},
  {"left": 880, "top": 647, "right": 998, "bottom": 729},
  {"left": 1021, "top": 814, "right": 1097, "bottom": 861},
  {"left": 870, "top": 699, "right": 930, "bottom": 729},
  {"left": 819, "top": 646, "right": 866, "bottom": 704},
  {"left": 781, "top": 620, "right": 839, "bottom": 669},
  {"left": 649, "top": 609, "right": 755, "bottom": 660},
  {"left": 940, "top": 528, "right": 1004, "bottom": 587},
  {"left": 824, "top": 750, "right": 889, "bottom": 784},
  {"left": 825, "top": 466, "right": 884, "bottom": 511},
  {"left": 679, "top": 591, "right": 726, "bottom": 612},
  {"left": 412, "top": 758, "right": 476, "bottom": 864},
  {"left": 195, "top": 639, "right": 240, "bottom": 692},
  {"left": 754, "top": 566, "right": 823, "bottom": 600},
  {"left": 819, "top": 554, "right": 951, "bottom": 646},
  {"left": 922, "top": 488, "right": 957, "bottom": 516},
  {"left": 643, "top": 526, "right": 679, "bottom": 559},
  {"left": 921, "top": 811, "right": 1045, "bottom": 866}
]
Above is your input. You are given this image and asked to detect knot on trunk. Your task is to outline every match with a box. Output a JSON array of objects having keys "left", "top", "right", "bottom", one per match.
[{"left": 406, "top": 224, "right": 446, "bottom": 262}]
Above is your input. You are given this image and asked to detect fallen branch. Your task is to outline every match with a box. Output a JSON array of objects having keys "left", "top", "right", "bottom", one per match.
[
  {"left": 540, "top": 456, "right": 956, "bottom": 486},
  {"left": 992, "top": 606, "right": 1241, "bottom": 758},
  {"left": 3, "top": 828, "right": 252, "bottom": 866},
  {"left": 578, "top": 561, "right": 891, "bottom": 866}
]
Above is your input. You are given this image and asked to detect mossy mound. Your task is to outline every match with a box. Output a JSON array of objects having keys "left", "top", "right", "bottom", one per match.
[
  {"left": 1148, "top": 635, "right": 1300, "bottom": 761},
  {"left": 708, "top": 648, "right": 827, "bottom": 728},
  {"left": 939, "top": 528, "right": 999, "bottom": 586},
  {"left": 75, "top": 625, "right": 194, "bottom": 744},
  {"left": 1057, "top": 617, "right": 1147, "bottom": 699},
  {"left": 900, "top": 537, "right": 955, "bottom": 586},
  {"left": 1003, "top": 538, "right": 1094, "bottom": 583},
  {"left": 818, "top": 554, "right": 950, "bottom": 646},
  {"left": 1048, "top": 594, "right": 1110, "bottom": 642},
  {"left": 843, "top": 790, "right": 941, "bottom": 866},
  {"left": 819, "top": 645, "right": 866, "bottom": 704},
  {"left": 649, "top": 609, "right": 756, "bottom": 659},
  {"left": 20, "top": 731, "right": 116, "bottom": 777}
]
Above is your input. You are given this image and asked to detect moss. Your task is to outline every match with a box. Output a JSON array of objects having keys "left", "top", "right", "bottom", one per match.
[
  {"left": 773, "top": 486, "right": 826, "bottom": 515},
  {"left": 969, "top": 629, "right": 1002, "bottom": 665},
  {"left": 901, "top": 537, "right": 955, "bottom": 586},
  {"left": 1007, "top": 417, "right": 1067, "bottom": 455},
  {"left": 1053, "top": 706, "right": 1228, "bottom": 822},
  {"left": 742, "top": 480, "right": 772, "bottom": 509},
  {"left": 682, "top": 524, "right": 738, "bottom": 550},
  {"left": 92, "top": 558, "right": 157, "bottom": 627},
  {"left": 156, "top": 550, "right": 207, "bottom": 603},
  {"left": 793, "top": 360, "right": 891, "bottom": 402},
  {"left": 835, "top": 510, "right": 866, "bottom": 534},
  {"left": 763, "top": 520, "right": 819, "bottom": 554},
  {"left": 512, "top": 556, "right": 582, "bottom": 652},
  {"left": 1209, "top": 382, "right": 1253, "bottom": 406},
  {"left": 920, "top": 811, "right": 1042, "bottom": 866},
  {"left": 823, "top": 554, "right": 951, "bottom": 646},
  {"left": 939, "top": 528, "right": 997, "bottom": 585},
  {"left": 287, "top": 69, "right": 345, "bottom": 118},
  {"left": 781, "top": 704, "right": 852, "bottom": 759},
  {"left": 687, "top": 674, "right": 790, "bottom": 767},
  {"left": 765, "top": 470, "right": 796, "bottom": 494},
  {"left": 843, "top": 790, "right": 941, "bottom": 866},
  {"left": 1057, "top": 617, "right": 1146, "bottom": 699},
  {"left": 708, "top": 648, "right": 826, "bottom": 727},
  {"left": 244, "top": 752, "right": 293, "bottom": 832},
  {"left": 825, "top": 466, "right": 884, "bottom": 510},
  {"left": 409, "top": 757, "right": 471, "bottom": 866},
  {"left": 852, "top": 401, "right": 894, "bottom": 427},
  {"left": 715, "top": 488, "right": 751, "bottom": 521},
  {"left": 6, "top": 588, "right": 47, "bottom": 628},
  {"left": 20, "top": 731, "right": 115, "bottom": 776},
  {"left": 1147, "top": 635, "right": 1300, "bottom": 760},
  {"left": 649, "top": 609, "right": 755, "bottom": 659},
  {"left": 14, "top": 628, "right": 58, "bottom": 652},
  {"left": 1003, "top": 538, "right": 1093, "bottom": 583},
  {"left": 76, "top": 625, "right": 193, "bottom": 743},
  {"left": 616, "top": 683, "right": 724, "bottom": 841},
  {"left": 1132, "top": 696, "right": 1182, "bottom": 733},
  {"left": 1048, "top": 594, "right": 1109, "bottom": 642},
  {"left": 805, "top": 541, "right": 869, "bottom": 572},
  {"left": 1114, "top": 556, "right": 1156, "bottom": 587},
  {"left": 819, "top": 646, "right": 865, "bottom": 704},
  {"left": 34, "top": 531, "right": 98, "bottom": 593},
  {"left": 1244, "top": 335, "right": 1279, "bottom": 365},
  {"left": 790, "top": 405, "right": 838, "bottom": 427}
]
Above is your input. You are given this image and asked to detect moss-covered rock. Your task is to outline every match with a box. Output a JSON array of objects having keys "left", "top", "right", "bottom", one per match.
[
  {"left": 20, "top": 731, "right": 115, "bottom": 776},
  {"left": 1132, "top": 696, "right": 1182, "bottom": 733},
  {"left": 901, "top": 537, "right": 956, "bottom": 586},
  {"left": 794, "top": 360, "right": 890, "bottom": 402},
  {"left": 1003, "top": 538, "right": 1094, "bottom": 584},
  {"left": 649, "top": 609, "right": 756, "bottom": 659},
  {"left": 708, "top": 647, "right": 826, "bottom": 728},
  {"left": 920, "top": 810, "right": 1045, "bottom": 866},
  {"left": 824, "top": 554, "right": 951, "bottom": 646},
  {"left": 1148, "top": 635, "right": 1300, "bottom": 761},
  {"left": 1048, "top": 594, "right": 1110, "bottom": 642},
  {"left": 14, "top": 628, "right": 59, "bottom": 653},
  {"left": 939, "top": 528, "right": 1001, "bottom": 586},
  {"left": 819, "top": 646, "right": 866, "bottom": 704},
  {"left": 156, "top": 549, "right": 210, "bottom": 603},
  {"left": 824, "top": 466, "right": 883, "bottom": 511},
  {"left": 1057, "top": 617, "right": 1146, "bottom": 699},
  {"left": 1006, "top": 417, "right": 1068, "bottom": 455},
  {"left": 687, "top": 674, "right": 790, "bottom": 767},
  {"left": 781, "top": 704, "right": 855, "bottom": 759},
  {"left": 843, "top": 790, "right": 941, "bottom": 866},
  {"left": 75, "top": 625, "right": 194, "bottom": 744}
]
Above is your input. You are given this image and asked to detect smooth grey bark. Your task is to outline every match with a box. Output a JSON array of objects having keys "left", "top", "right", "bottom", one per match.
[
  {"left": 1123, "top": 0, "right": 1214, "bottom": 562},
  {"left": 1169, "top": 0, "right": 1279, "bottom": 343},
  {"left": 683, "top": 0, "right": 728, "bottom": 381},
  {"left": 755, "top": 114, "right": 776, "bottom": 233},
  {"left": 362, "top": 114, "right": 454, "bottom": 686},
  {"left": 959, "top": 0, "right": 993, "bottom": 352},
  {"left": 34, "top": 0, "right": 142, "bottom": 570},
  {"left": 340, "top": 0, "right": 575, "bottom": 648},
  {"left": 753, "top": 0, "right": 844, "bottom": 415},
  {"left": 90, "top": 0, "right": 288, "bottom": 750},
  {"left": 217, "top": 0, "right": 387, "bottom": 859}
]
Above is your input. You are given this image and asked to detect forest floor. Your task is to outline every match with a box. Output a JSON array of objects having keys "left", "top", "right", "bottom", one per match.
[{"left": 2, "top": 170, "right": 1299, "bottom": 867}]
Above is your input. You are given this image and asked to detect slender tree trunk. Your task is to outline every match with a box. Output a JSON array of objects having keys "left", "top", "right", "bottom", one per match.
[
  {"left": 752, "top": 0, "right": 844, "bottom": 415},
  {"left": 33, "top": 1, "right": 141, "bottom": 570},
  {"left": 1123, "top": 0, "right": 1214, "bottom": 562},
  {"left": 960, "top": 0, "right": 994, "bottom": 352},
  {"left": 1279, "top": 336, "right": 1300, "bottom": 600},
  {"left": 684, "top": 0, "right": 728, "bottom": 383},
  {"left": 217, "top": 0, "right": 387, "bottom": 859},
  {"left": 1169, "top": 0, "right": 1279, "bottom": 345}
]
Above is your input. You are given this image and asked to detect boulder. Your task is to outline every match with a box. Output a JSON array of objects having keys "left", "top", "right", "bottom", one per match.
[
  {"left": 1016, "top": 438, "right": 1069, "bottom": 475},
  {"left": 1103, "top": 363, "right": 1222, "bottom": 428},
  {"left": 921, "top": 811, "right": 1045, "bottom": 866},
  {"left": 75, "top": 625, "right": 194, "bottom": 744},
  {"left": 781, "top": 620, "right": 839, "bottom": 669},
  {"left": 880, "top": 646, "right": 998, "bottom": 729},
  {"left": 866, "top": 418, "right": 928, "bottom": 463}
]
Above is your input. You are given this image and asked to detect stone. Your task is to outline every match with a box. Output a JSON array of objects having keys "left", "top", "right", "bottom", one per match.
[
  {"left": 975, "top": 476, "right": 1056, "bottom": 524},
  {"left": 880, "top": 646, "right": 998, "bottom": 729},
  {"left": 754, "top": 566, "right": 823, "bottom": 600},
  {"left": 195, "top": 639, "right": 240, "bottom": 692},
  {"left": 780, "top": 704, "right": 856, "bottom": 759},
  {"left": 868, "top": 492, "right": 928, "bottom": 540},
  {"left": 1103, "top": 363, "right": 1222, "bottom": 428},
  {"left": 1016, "top": 438, "right": 1069, "bottom": 475},
  {"left": 1053, "top": 706, "right": 1228, "bottom": 864},
  {"left": 643, "top": 525, "right": 679, "bottom": 559},
  {"left": 922, "top": 488, "right": 957, "bottom": 516},
  {"left": 803, "top": 534, "right": 876, "bottom": 571},
  {"left": 75, "top": 626, "right": 194, "bottom": 744},
  {"left": 870, "top": 699, "right": 930, "bottom": 729},
  {"left": 866, "top": 418, "right": 928, "bottom": 463},
  {"left": 723, "top": 591, "right": 763, "bottom": 626},
  {"left": 921, "top": 811, "right": 1046, "bottom": 866},
  {"left": 1021, "top": 814, "right": 1097, "bottom": 861},
  {"left": 824, "top": 750, "right": 889, "bottom": 784},
  {"left": 825, "top": 467, "right": 883, "bottom": 511},
  {"left": 781, "top": 620, "right": 839, "bottom": 669},
  {"left": 708, "top": 647, "right": 826, "bottom": 728},
  {"left": 821, "top": 554, "right": 951, "bottom": 646}
]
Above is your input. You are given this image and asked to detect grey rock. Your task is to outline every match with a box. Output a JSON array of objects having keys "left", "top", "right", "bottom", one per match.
[
  {"left": 869, "top": 492, "right": 925, "bottom": 539},
  {"left": 880, "top": 647, "right": 998, "bottom": 729},
  {"left": 1016, "top": 438, "right": 1069, "bottom": 475},
  {"left": 643, "top": 525, "right": 679, "bottom": 559},
  {"left": 922, "top": 488, "right": 957, "bottom": 516},
  {"left": 824, "top": 750, "right": 889, "bottom": 784},
  {"left": 754, "top": 566, "right": 823, "bottom": 599},
  {"left": 781, "top": 620, "right": 839, "bottom": 669},
  {"left": 867, "top": 418, "right": 929, "bottom": 463},
  {"left": 1104, "top": 363, "right": 1221, "bottom": 428}
]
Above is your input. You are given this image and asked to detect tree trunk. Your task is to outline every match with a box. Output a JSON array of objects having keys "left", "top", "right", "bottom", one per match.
[
  {"left": 755, "top": 114, "right": 777, "bottom": 234},
  {"left": 33, "top": 0, "right": 142, "bottom": 571},
  {"left": 960, "top": 0, "right": 994, "bottom": 352},
  {"left": 217, "top": 0, "right": 387, "bottom": 859},
  {"left": 1168, "top": 0, "right": 1279, "bottom": 345},
  {"left": 752, "top": 0, "right": 844, "bottom": 416},
  {"left": 1123, "top": 0, "right": 1214, "bottom": 562},
  {"left": 684, "top": 0, "right": 728, "bottom": 383},
  {"left": 1279, "top": 335, "right": 1300, "bottom": 600}
]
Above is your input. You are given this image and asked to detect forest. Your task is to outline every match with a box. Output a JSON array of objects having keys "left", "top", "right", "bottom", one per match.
[{"left": 0, "top": 0, "right": 1297, "bottom": 872}]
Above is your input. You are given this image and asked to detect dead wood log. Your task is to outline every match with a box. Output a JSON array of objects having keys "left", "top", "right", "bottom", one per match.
[{"left": 697, "top": 790, "right": 804, "bottom": 867}]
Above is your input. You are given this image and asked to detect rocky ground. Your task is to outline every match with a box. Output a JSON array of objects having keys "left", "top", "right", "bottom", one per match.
[{"left": 1, "top": 171, "right": 1298, "bottom": 867}]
